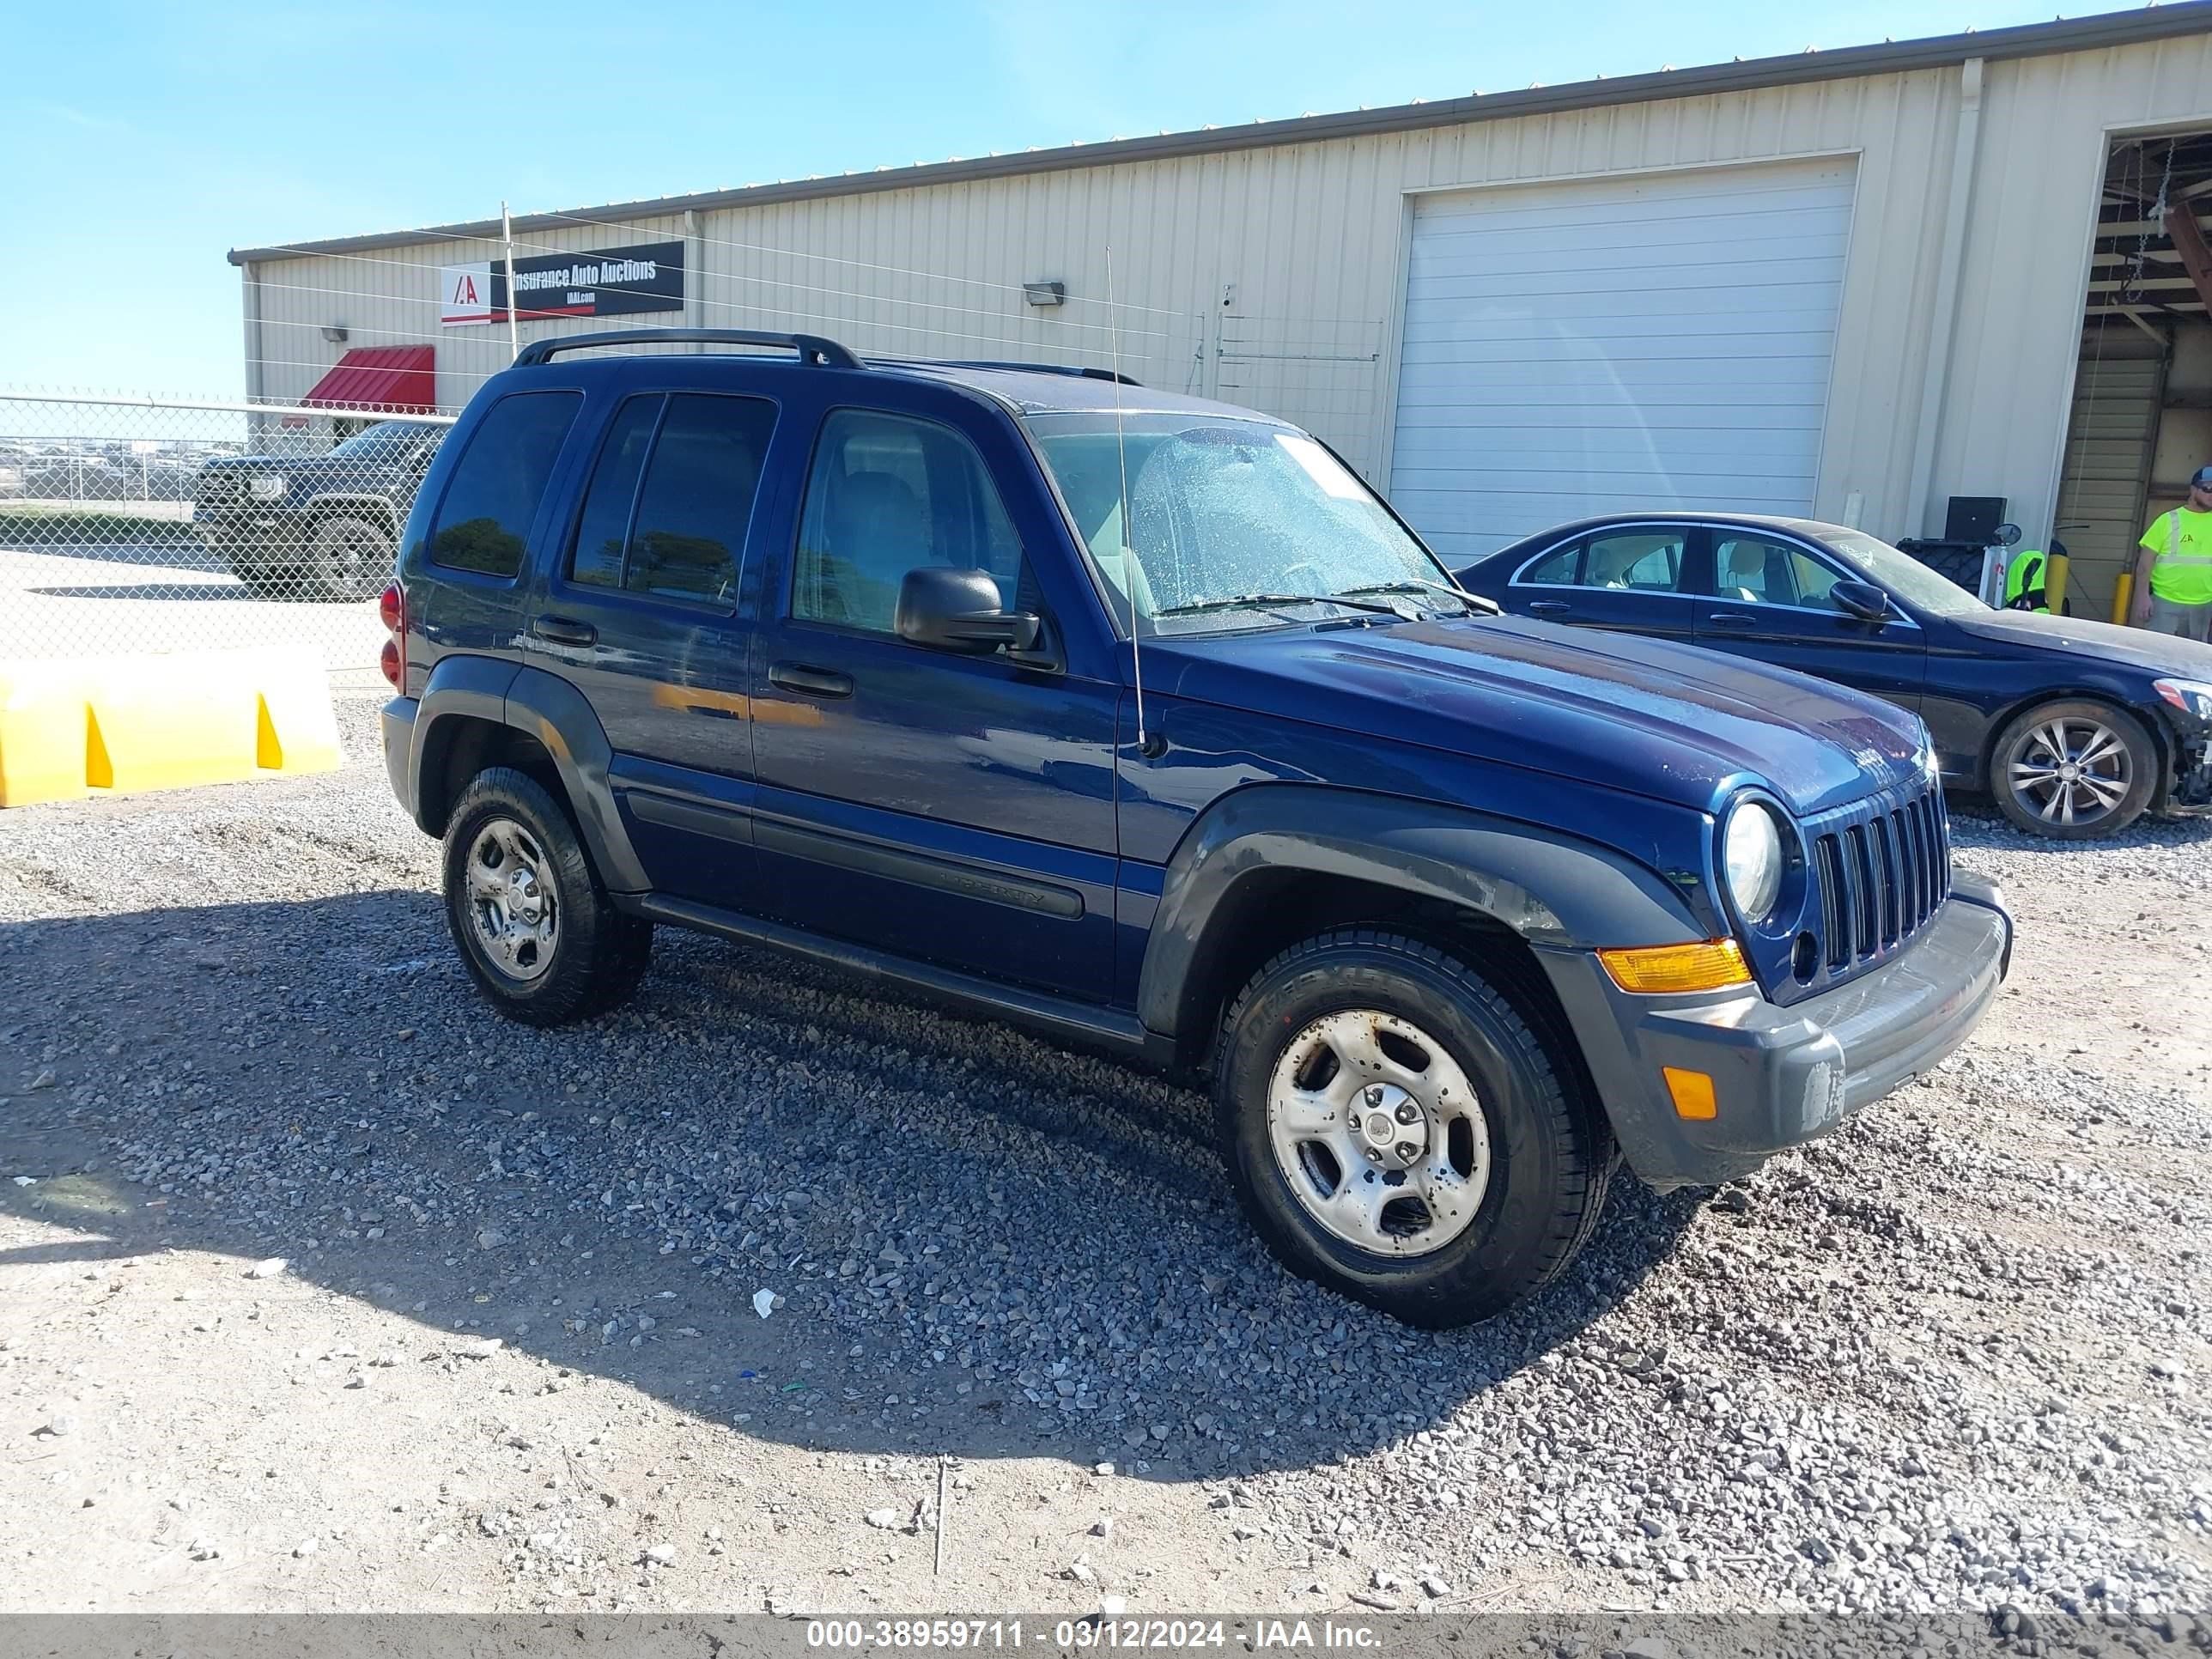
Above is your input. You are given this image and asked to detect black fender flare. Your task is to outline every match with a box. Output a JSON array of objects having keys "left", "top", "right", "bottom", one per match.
[
  {"left": 1135, "top": 784, "right": 1705, "bottom": 1042},
  {"left": 411, "top": 656, "right": 650, "bottom": 894}
]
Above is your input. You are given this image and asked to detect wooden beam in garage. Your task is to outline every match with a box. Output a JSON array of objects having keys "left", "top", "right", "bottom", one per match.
[{"left": 2165, "top": 199, "right": 2212, "bottom": 313}]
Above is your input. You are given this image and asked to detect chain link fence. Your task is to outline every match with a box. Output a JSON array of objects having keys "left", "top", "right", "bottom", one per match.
[{"left": 0, "top": 391, "right": 456, "bottom": 684}]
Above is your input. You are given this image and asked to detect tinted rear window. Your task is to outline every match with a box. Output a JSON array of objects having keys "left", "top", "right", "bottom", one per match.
[
  {"left": 565, "top": 392, "right": 775, "bottom": 605},
  {"left": 428, "top": 392, "right": 581, "bottom": 578}
]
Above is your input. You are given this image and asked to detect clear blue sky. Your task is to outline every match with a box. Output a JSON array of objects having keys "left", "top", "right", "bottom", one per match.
[{"left": 0, "top": 0, "right": 2142, "bottom": 399}]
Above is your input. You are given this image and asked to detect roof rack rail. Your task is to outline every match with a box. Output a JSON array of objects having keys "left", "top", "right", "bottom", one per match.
[
  {"left": 884, "top": 358, "right": 1142, "bottom": 387},
  {"left": 514, "top": 328, "right": 862, "bottom": 369}
]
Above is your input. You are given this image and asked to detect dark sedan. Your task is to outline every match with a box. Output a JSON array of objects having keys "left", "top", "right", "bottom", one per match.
[{"left": 1455, "top": 512, "right": 2212, "bottom": 838}]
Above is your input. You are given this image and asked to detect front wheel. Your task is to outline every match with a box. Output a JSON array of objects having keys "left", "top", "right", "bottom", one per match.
[
  {"left": 1989, "top": 699, "right": 2155, "bottom": 839},
  {"left": 301, "top": 511, "right": 394, "bottom": 602},
  {"left": 1213, "top": 931, "right": 1611, "bottom": 1328}
]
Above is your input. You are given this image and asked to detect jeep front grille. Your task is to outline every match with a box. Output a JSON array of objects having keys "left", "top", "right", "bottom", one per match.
[{"left": 1806, "top": 781, "right": 1948, "bottom": 975}]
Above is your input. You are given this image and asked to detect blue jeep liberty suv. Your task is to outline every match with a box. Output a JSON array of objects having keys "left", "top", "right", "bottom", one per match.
[{"left": 378, "top": 327, "right": 2014, "bottom": 1328}]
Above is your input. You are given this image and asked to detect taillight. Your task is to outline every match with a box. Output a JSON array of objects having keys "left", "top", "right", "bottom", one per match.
[{"left": 378, "top": 582, "right": 405, "bottom": 690}]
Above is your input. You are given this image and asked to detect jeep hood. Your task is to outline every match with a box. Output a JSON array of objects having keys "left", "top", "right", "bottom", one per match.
[{"left": 1147, "top": 617, "right": 1928, "bottom": 817}]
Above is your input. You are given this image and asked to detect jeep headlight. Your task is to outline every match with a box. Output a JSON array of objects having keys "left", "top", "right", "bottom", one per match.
[
  {"left": 248, "top": 473, "right": 287, "bottom": 501},
  {"left": 1722, "top": 800, "right": 1785, "bottom": 923},
  {"left": 2154, "top": 678, "right": 2212, "bottom": 722}
]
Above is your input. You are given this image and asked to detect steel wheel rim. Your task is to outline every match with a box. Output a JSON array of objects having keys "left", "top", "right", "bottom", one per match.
[
  {"left": 325, "top": 522, "right": 373, "bottom": 586},
  {"left": 2007, "top": 717, "right": 2130, "bottom": 828},
  {"left": 465, "top": 817, "right": 558, "bottom": 982},
  {"left": 1265, "top": 1008, "right": 1492, "bottom": 1257}
]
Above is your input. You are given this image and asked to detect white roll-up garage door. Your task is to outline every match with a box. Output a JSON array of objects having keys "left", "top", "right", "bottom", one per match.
[{"left": 1388, "top": 158, "right": 1857, "bottom": 566}]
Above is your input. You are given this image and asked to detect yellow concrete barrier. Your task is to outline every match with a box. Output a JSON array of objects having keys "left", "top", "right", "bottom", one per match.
[{"left": 0, "top": 647, "right": 341, "bottom": 807}]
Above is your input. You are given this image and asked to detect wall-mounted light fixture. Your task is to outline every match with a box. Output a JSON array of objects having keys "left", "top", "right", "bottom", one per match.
[
  {"left": 1022, "top": 281, "right": 1066, "bottom": 307},
  {"left": 320, "top": 325, "right": 349, "bottom": 344}
]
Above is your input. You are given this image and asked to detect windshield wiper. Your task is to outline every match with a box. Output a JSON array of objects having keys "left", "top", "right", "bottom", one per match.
[
  {"left": 1152, "top": 592, "right": 1410, "bottom": 620},
  {"left": 1337, "top": 578, "right": 1498, "bottom": 616}
]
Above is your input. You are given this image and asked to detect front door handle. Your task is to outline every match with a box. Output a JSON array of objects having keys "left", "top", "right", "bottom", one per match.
[
  {"left": 1703, "top": 612, "right": 1756, "bottom": 631},
  {"left": 769, "top": 661, "right": 854, "bottom": 699},
  {"left": 1526, "top": 599, "right": 1571, "bottom": 616},
  {"left": 531, "top": 614, "right": 598, "bottom": 647}
]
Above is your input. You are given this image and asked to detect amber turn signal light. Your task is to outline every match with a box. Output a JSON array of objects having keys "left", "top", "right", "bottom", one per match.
[
  {"left": 1662, "top": 1066, "right": 1718, "bottom": 1121},
  {"left": 1596, "top": 939, "right": 1752, "bottom": 994}
]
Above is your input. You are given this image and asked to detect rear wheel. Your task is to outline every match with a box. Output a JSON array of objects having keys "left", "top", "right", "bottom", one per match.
[
  {"left": 301, "top": 511, "right": 393, "bottom": 602},
  {"left": 1989, "top": 699, "right": 2155, "bottom": 839},
  {"left": 1213, "top": 930, "right": 1611, "bottom": 1328},
  {"left": 442, "top": 768, "right": 653, "bottom": 1026}
]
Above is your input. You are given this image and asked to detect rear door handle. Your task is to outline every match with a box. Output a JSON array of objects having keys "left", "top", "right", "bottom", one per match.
[
  {"left": 769, "top": 661, "right": 854, "bottom": 699},
  {"left": 1526, "top": 600, "right": 1571, "bottom": 616},
  {"left": 531, "top": 614, "right": 598, "bottom": 647},
  {"left": 1704, "top": 612, "right": 1755, "bottom": 631}
]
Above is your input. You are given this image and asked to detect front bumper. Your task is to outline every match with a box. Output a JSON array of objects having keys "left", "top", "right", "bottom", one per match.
[{"left": 1540, "top": 874, "right": 2013, "bottom": 1188}]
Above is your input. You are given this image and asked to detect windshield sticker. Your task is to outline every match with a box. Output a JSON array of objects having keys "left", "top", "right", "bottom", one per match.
[{"left": 1274, "top": 434, "right": 1366, "bottom": 500}]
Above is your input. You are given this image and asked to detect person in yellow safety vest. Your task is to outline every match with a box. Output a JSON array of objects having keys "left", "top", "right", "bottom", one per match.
[
  {"left": 2130, "top": 463, "right": 2212, "bottom": 640},
  {"left": 2002, "top": 548, "right": 2049, "bottom": 612}
]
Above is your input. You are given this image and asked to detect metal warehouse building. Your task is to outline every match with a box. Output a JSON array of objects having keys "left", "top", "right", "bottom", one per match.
[{"left": 232, "top": 5, "right": 2212, "bottom": 619}]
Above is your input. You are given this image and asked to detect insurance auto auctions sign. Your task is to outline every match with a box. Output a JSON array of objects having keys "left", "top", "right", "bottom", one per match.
[{"left": 441, "top": 240, "right": 684, "bottom": 327}]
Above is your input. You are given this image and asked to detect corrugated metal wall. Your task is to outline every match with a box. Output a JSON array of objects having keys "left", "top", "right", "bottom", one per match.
[
  {"left": 1936, "top": 33, "right": 2212, "bottom": 552},
  {"left": 245, "top": 33, "right": 2212, "bottom": 549},
  {"left": 2053, "top": 346, "right": 2166, "bottom": 620}
]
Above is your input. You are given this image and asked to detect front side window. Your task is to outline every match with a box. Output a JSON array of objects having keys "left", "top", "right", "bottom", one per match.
[
  {"left": 793, "top": 409, "right": 1024, "bottom": 634},
  {"left": 565, "top": 392, "right": 775, "bottom": 605},
  {"left": 1027, "top": 413, "right": 1455, "bottom": 635},
  {"left": 1716, "top": 533, "right": 1849, "bottom": 611},
  {"left": 428, "top": 392, "right": 580, "bottom": 578}
]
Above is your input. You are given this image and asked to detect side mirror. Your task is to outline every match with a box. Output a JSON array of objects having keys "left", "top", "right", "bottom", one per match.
[
  {"left": 1993, "top": 522, "right": 2022, "bottom": 548},
  {"left": 1831, "top": 579, "right": 1892, "bottom": 623},
  {"left": 895, "top": 566, "right": 1042, "bottom": 655}
]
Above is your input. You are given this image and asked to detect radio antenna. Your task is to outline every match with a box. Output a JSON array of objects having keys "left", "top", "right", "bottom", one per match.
[{"left": 1105, "top": 247, "right": 1157, "bottom": 757}]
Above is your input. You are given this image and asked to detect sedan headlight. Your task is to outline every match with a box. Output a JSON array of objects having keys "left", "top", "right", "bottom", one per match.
[
  {"left": 248, "top": 473, "right": 287, "bottom": 501},
  {"left": 1722, "top": 800, "right": 1786, "bottom": 923},
  {"left": 2154, "top": 678, "right": 2212, "bottom": 721}
]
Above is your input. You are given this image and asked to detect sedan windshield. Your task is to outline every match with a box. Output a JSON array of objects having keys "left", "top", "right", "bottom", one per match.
[
  {"left": 1026, "top": 413, "right": 1460, "bottom": 635},
  {"left": 1817, "top": 526, "right": 1987, "bottom": 617}
]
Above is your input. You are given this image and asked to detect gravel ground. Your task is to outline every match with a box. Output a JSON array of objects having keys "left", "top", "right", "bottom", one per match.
[{"left": 2, "top": 694, "right": 2209, "bottom": 1632}]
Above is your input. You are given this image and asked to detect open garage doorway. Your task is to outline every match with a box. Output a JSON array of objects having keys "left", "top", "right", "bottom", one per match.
[{"left": 2055, "top": 131, "right": 2212, "bottom": 623}]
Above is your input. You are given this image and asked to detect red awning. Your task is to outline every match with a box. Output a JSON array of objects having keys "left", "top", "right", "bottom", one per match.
[{"left": 301, "top": 346, "right": 435, "bottom": 414}]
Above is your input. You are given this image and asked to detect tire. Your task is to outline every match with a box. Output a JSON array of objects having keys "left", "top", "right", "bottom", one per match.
[
  {"left": 217, "top": 543, "right": 293, "bottom": 598},
  {"left": 442, "top": 768, "right": 653, "bottom": 1027},
  {"left": 1988, "top": 698, "right": 2156, "bottom": 839},
  {"left": 301, "top": 511, "right": 393, "bottom": 603},
  {"left": 1212, "top": 929, "right": 1612, "bottom": 1328}
]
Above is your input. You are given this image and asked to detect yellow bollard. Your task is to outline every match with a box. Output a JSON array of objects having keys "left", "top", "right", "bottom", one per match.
[
  {"left": 2045, "top": 553, "right": 2069, "bottom": 617},
  {"left": 2112, "top": 569, "right": 2133, "bottom": 627}
]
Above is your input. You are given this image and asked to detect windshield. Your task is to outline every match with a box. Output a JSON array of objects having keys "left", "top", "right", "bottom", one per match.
[
  {"left": 1025, "top": 412, "right": 1455, "bottom": 635},
  {"left": 1817, "top": 526, "right": 1987, "bottom": 617},
  {"left": 332, "top": 422, "right": 439, "bottom": 460}
]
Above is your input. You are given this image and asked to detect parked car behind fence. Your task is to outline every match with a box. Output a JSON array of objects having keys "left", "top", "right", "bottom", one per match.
[{"left": 193, "top": 419, "right": 447, "bottom": 602}]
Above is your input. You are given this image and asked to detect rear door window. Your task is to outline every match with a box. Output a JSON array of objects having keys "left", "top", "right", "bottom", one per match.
[
  {"left": 1519, "top": 543, "right": 1581, "bottom": 585},
  {"left": 428, "top": 392, "right": 581, "bottom": 578},
  {"left": 563, "top": 392, "right": 778, "bottom": 605},
  {"left": 1580, "top": 530, "right": 1687, "bottom": 592}
]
